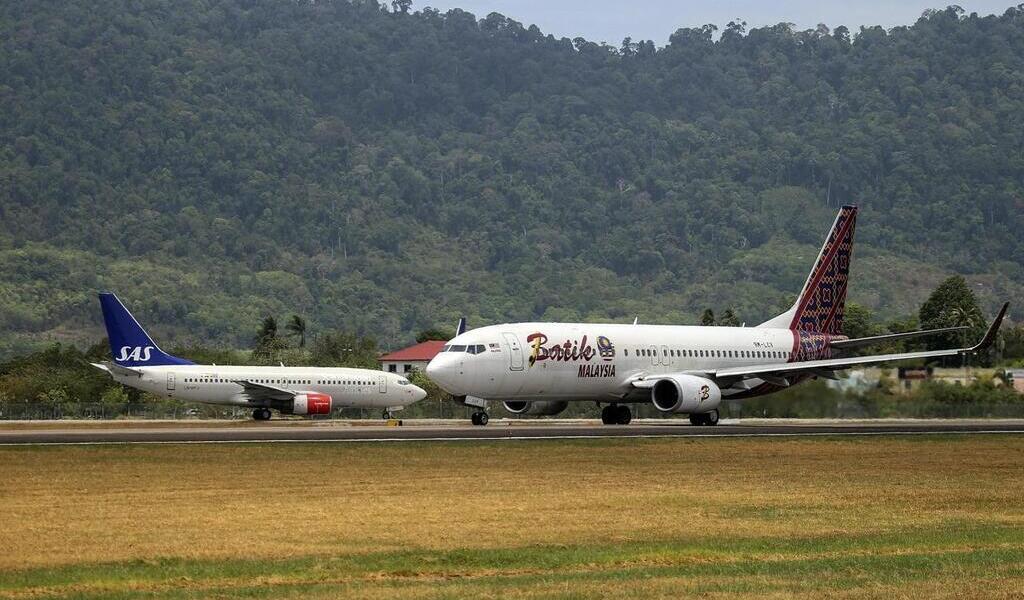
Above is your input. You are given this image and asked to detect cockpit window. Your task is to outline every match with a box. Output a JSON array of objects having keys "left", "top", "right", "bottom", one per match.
[
  {"left": 397, "top": 378, "right": 410, "bottom": 385},
  {"left": 450, "top": 345, "right": 466, "bottom": 352},
  {"left": 442, "top": 345, "right": 451, "bottom": 352}
]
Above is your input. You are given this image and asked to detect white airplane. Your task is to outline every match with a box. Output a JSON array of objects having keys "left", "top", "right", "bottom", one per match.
[
  {"left": 427, "top": 206, "right": 1008, "bottom": 426},
  {"left": 92, "top": 293, "right": 427, "bottom": 420}
]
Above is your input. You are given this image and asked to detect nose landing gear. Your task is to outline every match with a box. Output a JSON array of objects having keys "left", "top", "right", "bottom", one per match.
[
  {"left": 470, "top": 411, "right": 489, "bottom": 426},
  {"left": 601, "top": 404, "right": 632, "bottom": 425}
]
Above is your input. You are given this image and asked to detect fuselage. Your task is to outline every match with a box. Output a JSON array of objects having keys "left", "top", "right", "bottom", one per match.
[
  {"left": 426, "top": 322, "right": 834, "bottom": 402},
  {"left": 108, "top": 365, "right": 426, "bottom": 410}
]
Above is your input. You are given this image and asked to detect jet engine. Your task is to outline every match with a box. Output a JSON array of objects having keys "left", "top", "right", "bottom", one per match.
[
  {"left": 277, "top": 392, "right": 333, "bottom": 416},
  {"left": 651, "top": 375, "right": 722, "bottom": 414},
  {"left": 502, "top": 400, "right": 569, "bottom": 417}
]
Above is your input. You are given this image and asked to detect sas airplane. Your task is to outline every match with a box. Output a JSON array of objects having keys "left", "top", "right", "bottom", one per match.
[
  {"left": 92, "top": 293, "right": 427, "bottom": 420},
  {"left": 427, "top": 206, "right": 1008, "bottom": 426}
]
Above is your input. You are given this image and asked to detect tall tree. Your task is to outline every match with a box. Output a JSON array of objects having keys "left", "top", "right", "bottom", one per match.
[
  {"left": 255, "top": 316, "right": 278, "bottom": 347},
  {"left": 416, "top": 328, "right": 454, "bottom": 343},
  {"left": 700, "top": 309, "right": 716, "bottom": 326},
  {"left": 285, "top": 315, "right": 307, "bottom": 348},
  {"left": 919, "top": 276, "right": 985, "bottom": 353},
  {"left": 719, "top": 309, "right": 740, "bottom": 327}
]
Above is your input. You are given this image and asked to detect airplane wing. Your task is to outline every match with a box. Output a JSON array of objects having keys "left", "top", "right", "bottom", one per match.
[
  {"left": 712, "top": 303, "right": 1007, "bottom": 385},
  {"left": 627, "top": 303, "right": 1007, "bottom": 391},
  {"left": 232, "top": 380, "right": 297, "bottom": 404},
  {"left": 828, "top": 326, "right": 969, "bottom": 351}
]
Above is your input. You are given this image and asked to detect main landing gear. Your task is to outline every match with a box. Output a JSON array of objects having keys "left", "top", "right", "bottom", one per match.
[
  {"left": 252, "top": 407, "right": 272, "bottom": 421},
  {"left": 689, "top": 409, "right": 720, "bottom": 426},
  {"left": 601, "top": 404, "right": 632, "bottom": 425},
  {"left": 470, "top": 411, "right": 489, "bottom": 426}
]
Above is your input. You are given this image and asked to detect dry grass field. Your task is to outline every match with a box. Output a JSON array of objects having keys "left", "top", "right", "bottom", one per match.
[{"left": 1, "top": 436, "right": 1023, "bottom": 598}]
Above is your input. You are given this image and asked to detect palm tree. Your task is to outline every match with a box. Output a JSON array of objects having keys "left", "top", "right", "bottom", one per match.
[
  {"left": 285, "top": 315, "right": 307, "bottom": 348},
  {"left": 255, "top": 315, "right": 278, "bottom": 347}
]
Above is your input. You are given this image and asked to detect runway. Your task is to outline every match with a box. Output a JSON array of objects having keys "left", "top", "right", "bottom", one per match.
[{"left": 2, "top": 419, "right": 1024, "bottom": 445}]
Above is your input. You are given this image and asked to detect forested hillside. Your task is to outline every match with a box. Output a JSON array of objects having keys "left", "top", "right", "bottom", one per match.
[{"left": 1, "top": 1, "right": 1023, "bottom": 356}]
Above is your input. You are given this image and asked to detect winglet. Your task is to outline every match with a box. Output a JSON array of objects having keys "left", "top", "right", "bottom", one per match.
[
  {"left": 967, "top": 302, "right": 1009, "bottom": 353},
  {"left": 456, "top": 317, "right": 467, "bottom": 336}
]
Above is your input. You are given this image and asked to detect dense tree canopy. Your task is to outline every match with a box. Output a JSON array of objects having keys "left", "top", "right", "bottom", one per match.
[{"left": 1, "top": 1, "right": 1022, "bottom": 357}]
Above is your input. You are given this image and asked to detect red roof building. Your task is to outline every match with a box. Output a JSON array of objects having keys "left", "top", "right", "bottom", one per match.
[{"left": 379, "top": 340, "right": 447, "bottom": 374}]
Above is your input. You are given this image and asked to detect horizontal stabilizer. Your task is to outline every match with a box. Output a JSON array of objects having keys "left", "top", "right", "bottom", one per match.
[
  {"left": 829, "top": 326, "right": 969, "bottom": 350},
  {"left": 91, "top": 362, "right": 142, "bottom": 378}
]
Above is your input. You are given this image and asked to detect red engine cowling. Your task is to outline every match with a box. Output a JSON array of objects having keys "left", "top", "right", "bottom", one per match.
[{"left": 292, "top": 392, "right": 332, "bottom": 416}]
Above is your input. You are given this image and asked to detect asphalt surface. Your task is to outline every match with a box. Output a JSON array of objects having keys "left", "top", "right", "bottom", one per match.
[{"left": 2, "top": 420, "right": 1023, "bottom": 444}]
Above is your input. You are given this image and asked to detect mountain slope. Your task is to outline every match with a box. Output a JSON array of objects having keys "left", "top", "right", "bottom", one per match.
[{"left": 1, "top": 2, "right": 1022, "bottom": 355}]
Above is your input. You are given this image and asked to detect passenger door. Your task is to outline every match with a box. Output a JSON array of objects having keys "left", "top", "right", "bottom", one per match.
[
  {"left": 504, "top": 332, "right": 524, "bottom": 371},
  {"left": 166, "top": 372, "right": 175, "bottom": 391},
  {"left": 378, "top": 375, "right": 387, "bottom": 394}
]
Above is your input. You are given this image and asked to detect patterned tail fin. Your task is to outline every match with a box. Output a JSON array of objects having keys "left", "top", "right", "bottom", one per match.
[{"left": 758, "top": 205, "right": 857, "bottom": 334}]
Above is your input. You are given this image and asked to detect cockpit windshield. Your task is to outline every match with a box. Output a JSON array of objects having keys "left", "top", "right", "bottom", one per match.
[{"left": 443, "top": 344, "right": 486, "bottom": 354}]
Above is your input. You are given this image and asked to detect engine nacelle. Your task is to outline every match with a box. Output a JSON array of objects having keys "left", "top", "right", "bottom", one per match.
[
  {"left": 503, "top": 400, "right": 569, "bottom": 417},
  {"left": 651, "top": 375, "right": 722, "bottom": 414},
  {"left": 288, "top": 392, "right": 333, "bottom": 416}
]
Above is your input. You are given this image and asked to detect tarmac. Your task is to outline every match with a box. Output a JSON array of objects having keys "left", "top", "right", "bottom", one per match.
[{"left": 1, "top": 418, "right": 1023, "bottom": 445}]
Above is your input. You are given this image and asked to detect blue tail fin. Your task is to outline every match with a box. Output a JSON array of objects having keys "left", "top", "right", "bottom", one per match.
[{"left": 99, "top": 292, "right": 193, "bottom": 367}]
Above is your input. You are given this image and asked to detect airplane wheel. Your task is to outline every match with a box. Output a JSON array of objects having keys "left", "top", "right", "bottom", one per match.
[
  {"left": 382, "top": 410, "right": 392, "bottom": 420},
  {"left": 471, "top": 411, "right": 488, "bottom": 426},
  {"left": 615, "top": 405, "right": 632, "bottom": 425},
  {"left": 470, "top": 412, "right": 480, "bottom": 426},
  {"left": 253, "top": 408, "right": 271, "bottom": 421},
  {"left": 689, "top": 413, "right": 705, "bottom": 426},
  {"left": 601, "top": 406, "right": 615, "bottom": 425},
  {"left": 705, "top": 409, "right": 720, "bottom": 426}
]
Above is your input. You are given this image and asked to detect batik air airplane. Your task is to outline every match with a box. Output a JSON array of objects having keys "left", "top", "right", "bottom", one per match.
[
  {"left": 427, "top": 206, "right": 1008, "bottom": 426},
  {"left": 92, "top": 293, "right": 426, "bottom": 420}
]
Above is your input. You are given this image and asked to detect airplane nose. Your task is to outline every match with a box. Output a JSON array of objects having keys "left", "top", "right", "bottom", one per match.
[
  {"left": 412, "top": 385, "right": 427, "bottom": 402},
  {"left": 426, "top": 355, "right": 456, "bottom": 392}
]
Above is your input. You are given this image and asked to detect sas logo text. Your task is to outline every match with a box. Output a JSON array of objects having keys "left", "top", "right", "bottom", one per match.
[{"left": 117, "top": 346, "right": 154, "bottom": 362}]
